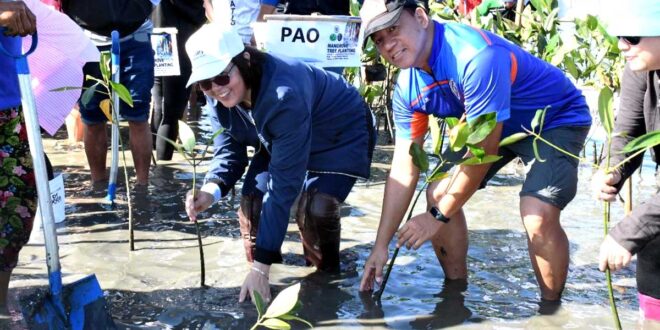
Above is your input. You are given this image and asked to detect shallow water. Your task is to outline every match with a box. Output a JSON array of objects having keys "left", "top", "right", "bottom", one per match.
[{"left": 7, "top": 119, "right": 660, "bottom": 329}]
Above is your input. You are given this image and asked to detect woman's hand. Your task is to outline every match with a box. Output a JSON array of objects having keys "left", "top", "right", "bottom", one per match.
[
  {"left": 239, "top": 261, "right": 271, "bottom": 303},
  {"left": 185, "top": 189, "right": 214, "bottom": 222}
]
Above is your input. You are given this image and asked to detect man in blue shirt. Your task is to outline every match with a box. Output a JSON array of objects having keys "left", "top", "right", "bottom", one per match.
[{"left": 359, "top": 0, "right": 591, "bottom": 302}]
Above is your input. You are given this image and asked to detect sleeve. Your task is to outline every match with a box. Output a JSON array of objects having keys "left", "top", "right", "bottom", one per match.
[
  {"left": 610, "top": 193, "right": 660, "bottom": 255},
  {"left": 462, "top": 46, "right": 512, "bottom": 125},
  {"left": 608, "top": 64, "right": 648, "bottom": 183},
  {"left": 254, "top": 92, "right": 311, "bottom": 264},
  {"left": 203, "top": 105, "right": 249, "bottom": 197},
  {"left": 392, "top": 83, "right": 428, "bottom": 140}
]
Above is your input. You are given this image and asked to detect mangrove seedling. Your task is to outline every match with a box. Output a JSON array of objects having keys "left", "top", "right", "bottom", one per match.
[{"left": 251, "top": 283, "right": 312, "bottom": 329}]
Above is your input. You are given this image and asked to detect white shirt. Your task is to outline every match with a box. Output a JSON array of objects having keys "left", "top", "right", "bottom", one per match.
[{"left": 212, "top": 0, "right": 260, "bottom": 44}]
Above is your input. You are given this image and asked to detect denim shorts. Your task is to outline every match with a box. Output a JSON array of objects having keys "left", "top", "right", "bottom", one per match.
[
  {"left": 443, "top": 126, "right": 590, "bottom": 209},
  {"left": 79, "top": 33, "right": 154, "bottom": 124}
]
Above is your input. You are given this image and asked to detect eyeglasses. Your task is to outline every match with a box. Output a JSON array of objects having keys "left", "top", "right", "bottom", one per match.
[
  {"left": 618, "top": 36, "right": 642, "bottom": 46},
  {"left": 199, "top": 63, "right": 235, "bottom": 90}
]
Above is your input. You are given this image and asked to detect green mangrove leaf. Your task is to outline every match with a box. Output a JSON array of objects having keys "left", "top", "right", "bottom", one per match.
[
  {"left": 261, "top": 318, "right": 291, "bottom": 330},
  {"left": 444, "top": 117, "right": 459, "bottom": 129},
  {"left": 598, "top": 86, "right": 614, "bottom": 135},
  {"left": 155, "top": 134, "right": 189, "bottom": 162},
  {"left": 209, "top": 128, "right": 225, "bottom": 142},
  {"left": 499, "top": 132, "right": 528, "bottom": 147},
  {"left": 264, "top": 283, "right": 301, "bottom": 319},
  {"left": 466, "top": 114, "right": 497, "bottom": 145},
  {"left": 109, "top": 81, "right": 134, "bottom": 107},
  {"left": 278, "top": 314, "right": 313, "bottom": 328},
  {"left": 621, "top": 131, "right": 660, "bottom": 154},
  {"left": 100, "top": 99, "right": 112, "bottom": 121},
  {"left": 427, "top": 170, "right": 449, "bottom": 183},
  {"left": 178, "top": 120, "right": 196, "bottom": 153},
  {"left": 563, "top": 57, "right": 579, "bottom": 80},
  {"left": 100, "top": 51, "right": 111, "bottom": 82},
  {"left": 450, "top": 122, "right": 469, "bottom": 152},
  {"left": 467, "top": 144, "right": 485, "bottom": 160},
  {"left": 532, "top": 139, "right": 546, "bottom": 162},
  {"left": 429, "top": 118, "right": 442, "bottom": 156},
  {"left": 253, "top": 290, "right": 265, "bottom": 319},
  {"left": 50, "top": 86, "right": 84, "bottom": 92},
  {"left": 81, "top": 82, "right": 99, "bottom": 107},
  {"left": 409, "top": 142, "right": 429, "bottom": 173},
  {"left": 460, "top": 155, "right": 502, "bottom": 166}
]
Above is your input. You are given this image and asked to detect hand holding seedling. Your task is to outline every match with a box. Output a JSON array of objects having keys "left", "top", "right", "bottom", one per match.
[
  {"left": 396, "top": 212, "right": 443, "bottom": 250},
  {"left": 591, "top": 170, "right": 622, "bottom": 202},
  {"left": 185, "top": 189, "right": 214, "bottom": 222}
]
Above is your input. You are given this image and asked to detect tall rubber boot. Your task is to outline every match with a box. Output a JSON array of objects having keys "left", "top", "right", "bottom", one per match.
[
  {"left": 295, "top": 190, "right": 341, "bottom": 273},
  {"left": 238, "top": 194, "right": 262, "bottom": 263}
]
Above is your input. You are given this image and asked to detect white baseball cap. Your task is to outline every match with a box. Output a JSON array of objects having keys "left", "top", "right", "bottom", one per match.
[
  {"left": 185, "top": 24, "right": 245, "bottom": 88},
  {"left": 603, "top": 0, "right": 660, "bottom": 37}
]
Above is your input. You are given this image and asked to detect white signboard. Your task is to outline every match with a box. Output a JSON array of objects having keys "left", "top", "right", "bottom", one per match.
[
  {"left": 151, "top": 28, "right": 181, "bottom": 76},
  {"left": 254, "top": 15, "right": 362, "bottom": 68}
]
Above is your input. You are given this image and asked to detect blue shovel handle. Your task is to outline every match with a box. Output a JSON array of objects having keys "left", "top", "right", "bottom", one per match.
[{"left": 0, "top": 28, "right": 38, "bottom": 74}]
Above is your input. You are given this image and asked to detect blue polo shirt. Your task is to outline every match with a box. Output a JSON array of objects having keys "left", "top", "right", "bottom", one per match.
[
  {"left": 393, "top": 21, "right": 591, "bottom": 140},
  {"left": 0, "top": 35, "right": 21, "bottom": 110}
]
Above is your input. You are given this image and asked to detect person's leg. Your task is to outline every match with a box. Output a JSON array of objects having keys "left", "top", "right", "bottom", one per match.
[
  {"left": 119, "top": 33, "right": 155, "bottom": 184},
  {"left": 238, "top": 149, "right": 271, "bottom": 263},
  {"left": 128, "top": 121, "right": 152, "bottom": 185},
  {"left": 427, "top": 178, "right": 469, "bottom": 280},
  {"left": 83, "top": 122, "right": 108, "bottom": 183},
  {"left": 520, "top": 196, "right": 567, "bottom": 301},
  {"left": 512, "top": 126, "right": 590, "bottom": 301},
  {"left": 297, "top": 173, "right": 356, "bottom": 273},
  {"left": 0, "top": 271, "right": 9, "bottom": 314}
]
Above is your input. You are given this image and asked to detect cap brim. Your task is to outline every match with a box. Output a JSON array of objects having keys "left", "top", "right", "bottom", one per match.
[
  {"left": 186, "top": 62, "right": 226, "bottom": 88},
  {"left": 363, "top": 6, "right": 405, "bottom": 42}
]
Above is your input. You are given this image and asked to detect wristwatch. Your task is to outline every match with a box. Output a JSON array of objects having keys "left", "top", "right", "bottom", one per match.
[{"left": 429, "top": 206, "right": 450, "bottom": 223}]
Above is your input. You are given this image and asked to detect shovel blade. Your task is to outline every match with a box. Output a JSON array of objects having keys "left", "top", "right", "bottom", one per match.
[{"left": 22, "top": 274, "right": 116, "bottom": 329}]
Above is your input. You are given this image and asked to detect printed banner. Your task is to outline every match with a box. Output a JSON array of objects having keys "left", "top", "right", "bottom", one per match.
[
  {"left": 35, "top": 174, "right": 66, "bottom": 224},
  {"left": 254, "top": 15, "right": 362, "bottom": 68},
  {"left": 151, "top": 28, "right": 180, "bottom": 76}
]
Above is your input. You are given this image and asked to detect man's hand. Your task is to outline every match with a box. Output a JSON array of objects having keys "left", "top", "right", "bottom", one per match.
[
  {"left": 185, "top": 189, "right": 214, "bottom": 222},
  {"left": 0, "top": 1, "right": 36, "bottom": 37},
  {"left": 359, "top": 245, "right": 389, "bottom": 291},
  {"left": 396, "top": 212, "right": 443, "bottom": 250},
  {"left": 239, "top": 261, "right": 271, "bottom": 303},
  {"left": 591, "top": 170, "right": 622, "bottom": 202},
  {"left": 598, "top": 235, "right": 633, "bottom": 272}
]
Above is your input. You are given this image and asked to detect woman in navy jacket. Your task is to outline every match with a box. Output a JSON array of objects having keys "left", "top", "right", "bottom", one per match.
[{"left": 184, "top": 24, "right": 374, "bottom": 302}]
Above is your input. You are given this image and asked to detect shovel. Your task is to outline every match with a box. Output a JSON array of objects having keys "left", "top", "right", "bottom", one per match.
[
  {"left": 106, "top": 30, "right": 120, "bottom": 203},
  {"left": 0, "top": 30, "right": 116, "bottom": 329}
]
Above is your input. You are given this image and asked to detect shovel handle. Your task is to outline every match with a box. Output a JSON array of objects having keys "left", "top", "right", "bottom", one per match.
[{"left": 0, "top": 28, "right": 38, "bottom": 61}]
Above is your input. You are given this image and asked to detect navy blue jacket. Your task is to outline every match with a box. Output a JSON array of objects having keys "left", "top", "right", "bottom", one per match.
[{"left": 205, "top": 53, "right": 373, "bottom": 264}]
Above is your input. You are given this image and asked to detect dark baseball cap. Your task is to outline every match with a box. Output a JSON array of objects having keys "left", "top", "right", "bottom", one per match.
[{"left": 360, "top": 0, "right": 428, "bottom": 42}]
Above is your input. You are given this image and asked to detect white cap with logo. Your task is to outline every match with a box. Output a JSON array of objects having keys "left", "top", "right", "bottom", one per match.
[{"left": 185, "top": 24, "right": 245, "bottom": 88}]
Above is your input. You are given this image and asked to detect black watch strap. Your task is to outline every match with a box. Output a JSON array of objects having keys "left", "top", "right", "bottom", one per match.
[{"left": 429, "top": 206, "right": 450, "bottom": 223}]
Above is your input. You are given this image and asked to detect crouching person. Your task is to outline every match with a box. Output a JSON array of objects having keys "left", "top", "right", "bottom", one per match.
[{"left": 183, "top": 25, "right": 375, "bottom": 302}]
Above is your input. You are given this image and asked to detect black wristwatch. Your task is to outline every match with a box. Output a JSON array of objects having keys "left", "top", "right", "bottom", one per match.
[{"left": 429, "top": 206, "right": 450, "bottom": 223}]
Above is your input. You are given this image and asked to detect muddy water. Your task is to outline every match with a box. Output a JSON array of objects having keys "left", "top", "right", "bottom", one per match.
[{"left": 5, "top": 121, "right": 658, "bottom": 329}]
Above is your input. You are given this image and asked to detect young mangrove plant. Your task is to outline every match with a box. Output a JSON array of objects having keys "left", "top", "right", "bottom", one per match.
[
  {"left": 251, "top": 283, "right": 312, "bottom": 329},
  {"left": 375, "top": 112, "right": 507, "bottom": 300},
  {"left": 158, "top": 120, "right": 223, "bottom": 287}
]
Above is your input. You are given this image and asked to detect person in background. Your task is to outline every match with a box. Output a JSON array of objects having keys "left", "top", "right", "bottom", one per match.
[
  {"left": 150, "top": 1, "right": 205, "bottom": 161},
  {"left": 60, "top": 0, "right": 158, "bottom": 186},
  {"left": 183, "top": 25, "right": 374, "bottom": 302},
  {"left": 358, "top": 0, "right": 591, "bottom": 304},
  {"left": 593, "top": 0, "right": 660, "bottom": 323},
  {"left": 0, "top": 0, "right": 37, "bottom": 316}
]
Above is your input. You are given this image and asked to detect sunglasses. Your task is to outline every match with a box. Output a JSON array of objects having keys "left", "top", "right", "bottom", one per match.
[
  {"left": 199, "top": 63, "right": 235, "bottom": 90},
  {"left": 618, "top": 36, "right": 642, "bottom": 45}
]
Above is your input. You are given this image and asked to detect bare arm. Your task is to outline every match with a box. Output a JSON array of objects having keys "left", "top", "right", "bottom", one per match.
[{"left": 257, "top": 4, "right": 277, "bottom": 21}]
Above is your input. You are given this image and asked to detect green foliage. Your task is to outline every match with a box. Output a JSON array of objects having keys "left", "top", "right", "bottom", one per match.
[
  {"left": 251, "top": 284, "right": 312, "bottom": 330},
  {"left": 598, "top": 87, "right": 614, "bottom": 135}
]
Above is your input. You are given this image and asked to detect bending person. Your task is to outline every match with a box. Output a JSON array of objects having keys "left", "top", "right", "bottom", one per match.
[
  {"left": 358, "top": 0, "right": 591, "bottom": 302},
  {"left": 183, "top": 25, "right": 375, "bottom": 302}
]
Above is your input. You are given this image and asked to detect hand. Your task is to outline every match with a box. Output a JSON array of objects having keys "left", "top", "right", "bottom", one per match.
[
  {"left": 396, "top": 212, "right": 443, "bottom": 250},
  {"left": 591, "top": 170, "right": 621, "bottom": 202},
  {"left": 239, "top": 261, "right": 271, "bottom": 303},
  {"left": 598, "top": 235, "right": 633, "bottom": 272},
  {"left": 0, "top": 1, "right": 36, "bottom": 37},
  {"left": 360, "top": 245, "right": 389, "bottom": 291},
  {"left": 185, "top": 189, "right": 213, "bottom": 222}
]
